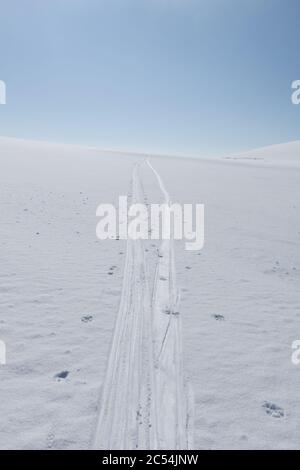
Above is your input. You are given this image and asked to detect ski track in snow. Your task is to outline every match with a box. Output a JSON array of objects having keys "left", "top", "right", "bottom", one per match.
[{"left": 92, "top": 160, "right": 194, "bottom": 450}]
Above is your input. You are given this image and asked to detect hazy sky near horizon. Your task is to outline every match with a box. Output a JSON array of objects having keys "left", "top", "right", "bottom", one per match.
[{"left": 0, "top": 0, "right": 300, "bottom": 156}]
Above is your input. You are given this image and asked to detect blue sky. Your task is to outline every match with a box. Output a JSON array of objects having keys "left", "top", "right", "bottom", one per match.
[{"left": 0, "top": 0, "right": 299, "bottom": 156}]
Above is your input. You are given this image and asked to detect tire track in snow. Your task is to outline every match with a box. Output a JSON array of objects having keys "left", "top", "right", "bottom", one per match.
[
  {"left": 147, "top": 160, "right": 194, "bottom": 450},
  {"left": 92, "top": 161, "right": 193, "bottom": 450},
  {"left": 92, "top": 163, "right": 157, "bottom": 450}
]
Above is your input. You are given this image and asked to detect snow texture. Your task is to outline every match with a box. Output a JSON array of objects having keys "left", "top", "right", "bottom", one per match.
[{"left": 0, "top": 137, "right": 300, "bottom": 449}]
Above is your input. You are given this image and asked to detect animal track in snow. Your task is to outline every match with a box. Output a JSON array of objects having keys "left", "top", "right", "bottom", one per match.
[
  {"left": 262, "top": 401, "right": 284, "bottom": 418},
  {"left": 213, "top": 314, "right": 225, "bottom": 321},
  {"left": 164, "top": 308, "right": 180, "bottom": 316},
  {"left": 108, "top": 265, "right": 117, "bottom": 275},
  {"left": 81, "top": 315, "right": 93, "bottom": 323},
  {"left": 54, "top": 370, "right": 69, "bottom": 380}
]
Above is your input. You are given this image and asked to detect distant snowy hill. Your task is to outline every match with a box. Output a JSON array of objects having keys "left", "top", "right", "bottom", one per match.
[{"left": 223, "top": 140, "right": 300, "bottom": 168}]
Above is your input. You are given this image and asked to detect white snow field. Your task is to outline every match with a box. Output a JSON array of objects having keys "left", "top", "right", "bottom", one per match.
[{"left": 0, "top": 137, "right": 300, "bottom": 449}]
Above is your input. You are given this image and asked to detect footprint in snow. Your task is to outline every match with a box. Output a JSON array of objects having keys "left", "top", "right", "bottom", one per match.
[
  {"left": 81, "top": 315, "right": 93, "bottom": 323},
  {"left": 262, "top": 401, "right": 284, "bottom": 418},
  {"left": 54, "top": 370, "right": 69, "bottom": 380},
  {"left": 213, "top": 314, "right": 225, "bottom": 321}
]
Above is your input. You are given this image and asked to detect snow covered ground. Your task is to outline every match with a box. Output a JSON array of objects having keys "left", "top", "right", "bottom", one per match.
[{"left": 0, "top": 137, "right": 299, "bottom": 449}]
